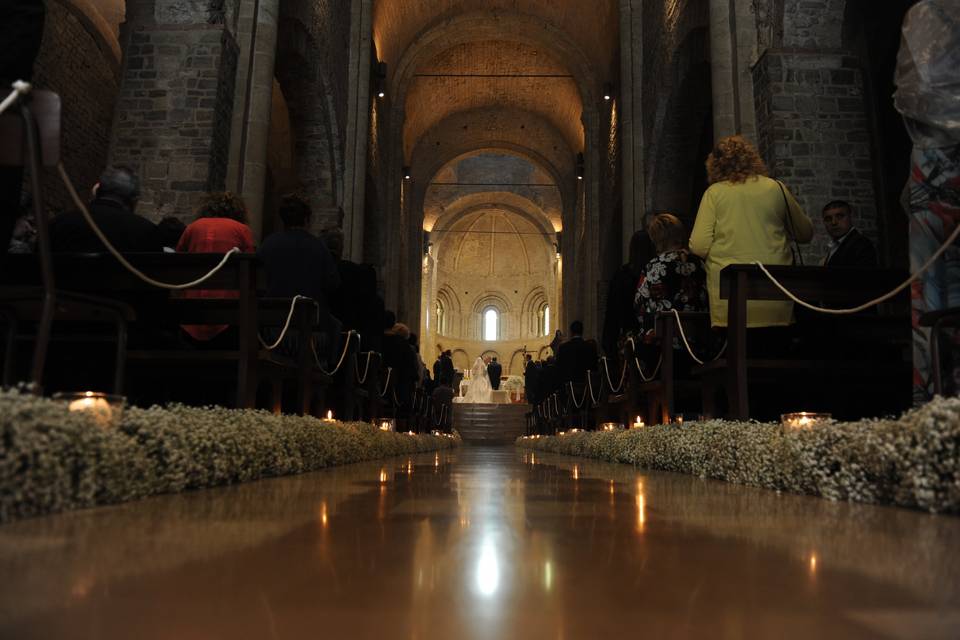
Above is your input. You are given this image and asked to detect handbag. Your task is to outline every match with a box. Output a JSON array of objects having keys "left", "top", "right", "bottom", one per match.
[{"left": 776, "top": 180, "right": 804, "bottom": 266}]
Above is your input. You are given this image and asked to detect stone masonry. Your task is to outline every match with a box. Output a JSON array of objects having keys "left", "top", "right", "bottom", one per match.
[
  {"left": 753, "top": 50, "right": 877, "bottom": 263},
  {"left": 109, "top": 2, "right": 239, "bottom": 221}
]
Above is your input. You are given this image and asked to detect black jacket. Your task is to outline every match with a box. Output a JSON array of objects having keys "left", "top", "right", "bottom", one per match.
[
  {"left": 825, "top": 229, "right": 877, "bottom": 268},
  {"left": 487, "top": 361, "right": 503, "bottom": 390},
  {"left": 258, "top": 229, "right": 340, "bottom": 311},
  {"left": 50, "top": 199, "right": 163, "bottom": 253},
  {"left": 557, "top": 336, "right": 598, "bottom": 384}
]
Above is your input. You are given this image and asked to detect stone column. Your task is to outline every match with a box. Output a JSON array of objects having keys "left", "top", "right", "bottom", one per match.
[
  {"left": 110, "top": 0, "right": 240, "bottom": 219},
  {"left": 708, "top": 0, "right": 758, "bottom": 141},
  {"left": 618, "top": 0, "right": 646, "bottom": 259},
  {"left": 226, "top": 0, "right": 280, "bottom": 241},
  {"left": 341, "top": 0, "right": 373, "bottom": 262}
]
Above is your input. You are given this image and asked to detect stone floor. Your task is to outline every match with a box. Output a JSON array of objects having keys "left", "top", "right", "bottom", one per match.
[{"left": 1, "top": 446, "right": 958, "bottom": 639}]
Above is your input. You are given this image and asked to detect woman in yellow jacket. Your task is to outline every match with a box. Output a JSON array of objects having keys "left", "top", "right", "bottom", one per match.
[{"left": 690, "top": 136, "right": 814, "bottom": 330}]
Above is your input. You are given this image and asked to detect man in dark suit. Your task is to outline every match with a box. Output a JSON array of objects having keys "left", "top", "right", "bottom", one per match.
[
  {"left": 556, "top": 320, "right": 598, "bottom": 384},
  {"left": 322, "top": 228, "right": 384, "bottom": 353},
  {"left": 50, "top": 166, "right": 164, "bottom": 253},
  {"left": 439, "top": 349, "right": 455, "bottom": 387},
  {"left": 487, "top": 356, "right": 502, "bottom": 390},
  {"left": 822, "top": 200, "right": 878, "bottom": 267}
]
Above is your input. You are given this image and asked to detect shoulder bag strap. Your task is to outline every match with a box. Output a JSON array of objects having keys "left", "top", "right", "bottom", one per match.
[{"left": 776, "top": 180, "right": 804, "bottom": 266}]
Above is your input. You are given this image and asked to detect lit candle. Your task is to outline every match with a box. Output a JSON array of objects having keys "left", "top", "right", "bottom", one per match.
[
  {"left": 601, "top": 422, "right": 621, "bottom": 432},
  {"left": 632, "top": 416, "right": 645, "bottom": 429},
  {"left": 781, "top": 412, "right": 831, "bottom": 432},
  {"left": 66, "top": 392, "right": 114, "bottom": 428},
  {"left": 379, "top": 419, "right": 395, "bottom": 431},
  {"left": 676, "top": 415, "right": 684, "bottom": 426}
]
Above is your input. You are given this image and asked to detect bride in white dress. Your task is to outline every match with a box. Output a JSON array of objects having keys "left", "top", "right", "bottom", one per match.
[{"left": 454, "top": 357, "right": 494, "bottom": 403}]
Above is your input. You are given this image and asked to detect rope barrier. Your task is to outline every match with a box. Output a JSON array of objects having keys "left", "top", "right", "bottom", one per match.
[
  {"left": 600, "top": 357, "right": 627, "bottom": 393},
  {"left": 258, "top": 295, "right": 311, "bottom": 350},
  {"left": 752, "top": 221, "right": 960, "bottom": 315},
  {"left": 311, "top": 330, "right": 358, "bottom": 376},
  {"left": 626, "top": 337, "right": 662, "bottom": 382},
  {"left": 355, "top": 351, "right": 374, "bottom": 384},
  {"left": 379, "top": 367, "right": 393, "bottom": 398},
  {"left": 586, "top": 373, "right": 602, "bottom": 405},
  {"left": 0, "top": 80, "right": 32, "bottom": 116},
  {"left": 59, "top": 163, "right": 241, "bottom": 289},
  {"left": 567, "top": 381, "right": 590, "bottom": 410}
]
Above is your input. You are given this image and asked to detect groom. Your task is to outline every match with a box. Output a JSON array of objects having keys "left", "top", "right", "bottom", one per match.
[{"left": 487, "top": 356, "right": 502, "bottom": 390}]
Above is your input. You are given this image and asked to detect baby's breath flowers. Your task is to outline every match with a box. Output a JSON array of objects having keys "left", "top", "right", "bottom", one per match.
[
  {"left": 517, "top": 397, "right": 960, "bottom": 514},
  {"left": 0, "top": 389, "right": 457, "bottom": 523}
]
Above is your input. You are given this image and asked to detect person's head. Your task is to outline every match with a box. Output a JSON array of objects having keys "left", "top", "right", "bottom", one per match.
[
  {"left": 444, "top": 349, "right": 452, "bottom": 358},
  {"left": 157, "top": 216, "right": 186, "bottom": 248},
  {"left": 94, "top": 165, "right": 140, "bottom": 209},
  {"left": 278, "top": 194, "right": 311, "bottom": 230},
  {"left": 569, "top": 320, "right": 584, "bottom": 336},
  {"left": 706, "top": 136, "right": 768, "bottom": 185},
  {"left": 822, "top": 200, "right": 854, "bottom": 241},
  {"left": 647, "top": 213, "right": 687, "bottom": 254},
  {"left": 195, "top": 192, "right": 248, "bottom": 223},
  {"left": 525, "top": 354, "right": 532, "bottom": 362},
  {"left": 392, "top": 323, "right": 411, "bottom": 340},
  {"left": 492, "top": 356, "right": 497, "bottom": 363},
  {"left": 628, "top": 228, "right": 656, "bottom": 276},
  {"left": 321, "top": 228, "right": 345, "bottom": 260}
]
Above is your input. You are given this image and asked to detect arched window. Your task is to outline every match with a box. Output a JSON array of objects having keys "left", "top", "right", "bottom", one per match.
[
  {"left": 483, "top": 308, "right": 499, "bottom": 341},
  {"left": 543, "top": 305, "right": 550, "bottom": 336},
  {"left": 436, "top": 301, "right": 445, "bottom": 336}
]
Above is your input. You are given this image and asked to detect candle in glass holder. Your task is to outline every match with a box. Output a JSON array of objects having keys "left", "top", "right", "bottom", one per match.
[
  {"left": 379, "top": 419, "right": 395, "bottom": 432},
  {"left": 57, "top": 391, "right": 122, "bottom": 429},
  {"left": 601, "top": 422, "right": 621, "bottom": 432},
  {"left": 676, "top": 415, "right": 684, "bottom": 426},
  {"left": 322, "top": 410, "right": 335, "bottom": 422},
  {"left": 781, "top": 412, "right": 831, "bottom": 432},
  {"left": 632, "top": 416, "right": 645, "bottom": 429}
]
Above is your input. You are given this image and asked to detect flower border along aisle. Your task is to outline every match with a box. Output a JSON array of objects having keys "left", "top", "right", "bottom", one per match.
[
  {"left": 517, "top": 397, "right": 960, "bottom": 514},
  {"left": 0, "top": 390, "right": 458, "bottom": 523}
]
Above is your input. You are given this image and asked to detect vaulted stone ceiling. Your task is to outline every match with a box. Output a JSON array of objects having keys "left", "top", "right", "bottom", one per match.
[
  {"left": 373, "top": 0, "right": 619, "bottom": 171},
  {"left": 434, "top": 209, "right": 554, "bottom": 278}
]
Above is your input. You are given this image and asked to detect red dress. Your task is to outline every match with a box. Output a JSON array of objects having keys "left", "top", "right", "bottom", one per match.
[{"left": 176, "top": 218, "right": 255, "bottom": 341}]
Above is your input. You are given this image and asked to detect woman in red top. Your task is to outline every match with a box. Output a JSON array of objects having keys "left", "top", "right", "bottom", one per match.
[{"left": 177, "top": 192, "right": 256, "bottom": 343}]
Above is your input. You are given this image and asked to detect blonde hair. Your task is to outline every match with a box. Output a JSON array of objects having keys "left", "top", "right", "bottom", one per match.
[
  {"left": 706, "top": 135, "right": 768, "bottom": 185},
  {"left": 647, "top": 213, "right": 687, "bottom": 254}
]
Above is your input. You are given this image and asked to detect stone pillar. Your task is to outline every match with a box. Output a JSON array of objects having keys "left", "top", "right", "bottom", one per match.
[
  {"left": 618, "top": 0, "right": 645, "bottom": 259},
  {"left": 110, "top": 0, "right": 240, "bottom": 219},
  {"left": 752, "top": 50, "right": 878, "bottom": 262},
  {"left": 342, "top": 0, "right": 373, "bottom": 262},
  {"left": 226, "top": 0, "right": 279, "bottom": 241},
  {"left": 708, "top": 0, "right": 758, "bottom": 141}
]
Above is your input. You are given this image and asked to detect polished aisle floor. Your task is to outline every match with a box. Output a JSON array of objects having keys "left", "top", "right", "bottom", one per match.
[{"left": 1, "top": 446, "right": 958, "bottom": 639}]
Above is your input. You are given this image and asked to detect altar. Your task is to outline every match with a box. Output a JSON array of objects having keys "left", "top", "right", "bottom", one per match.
[{"left": 457, "top": 375, "right": 524, "bottom": 405}]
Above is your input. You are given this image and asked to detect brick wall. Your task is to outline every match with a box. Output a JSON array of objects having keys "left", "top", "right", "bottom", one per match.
[
  {"left": 752, "top": 50, "right": 877, "bottom": 263},
  {"left": 782, "top": 0, "right": 846, "bottom": 48},
  {"left": 110, "top": 23, "right": 239, "bottom": 220},
  {"left": 30, "top": 0, "right": 121, "bottom": 213}
]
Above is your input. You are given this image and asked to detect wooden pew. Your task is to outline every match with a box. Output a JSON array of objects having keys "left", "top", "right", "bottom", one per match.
[
  {"left": 1, "top": 253, "right": 328, "bottom": 411},
  {"left": 699, "top": 264, "right": 910, "bottom": 420}
]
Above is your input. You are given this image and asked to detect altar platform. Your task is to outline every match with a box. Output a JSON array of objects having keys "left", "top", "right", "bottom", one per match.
[{"left": 452, "top": 402, "right": 529, "bottom": 444}]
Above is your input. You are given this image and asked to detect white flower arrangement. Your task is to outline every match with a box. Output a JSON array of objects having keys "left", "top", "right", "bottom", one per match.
[
  {"left": 501, "top": 377, "right": 524, "bottom": 392},
  {"left": 0, "top": 389, "right": 458, "bottom": 523},
  {"left": 517, "top": 397, "right": 960, "bottom": 514}
]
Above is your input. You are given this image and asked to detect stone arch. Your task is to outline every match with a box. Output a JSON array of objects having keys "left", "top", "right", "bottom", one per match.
[
  {"left": 521, "top": 287, "right": 550, "bottom": 337},
  {"left": 507, "top": 348, "right": 526, "bottom": 375},
  {"left": 451, "top": 348, "right": 470, "bottom": 371},
  {"left": 472, "top": 292, "right": 513, "bottom": 314},
  {"left": 432, "top": 201, "right": 557, "bottom": 241},
  {"left": 275, "top": 16, "right": 343, "bottom": 232},
  {"left": 58, "top": 0, "right": 122, "bottom": 70}
]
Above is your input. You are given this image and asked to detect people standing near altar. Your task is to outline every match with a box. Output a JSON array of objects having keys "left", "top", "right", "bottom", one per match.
[
  {"left": 557, "top": 321, "right": 598, "bottom": 384},
  {"left": 487, "top": 357, "right": 503, "bottom": 390}
]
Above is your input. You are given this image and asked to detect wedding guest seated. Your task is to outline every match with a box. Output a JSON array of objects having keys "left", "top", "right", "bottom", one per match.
[
  {"left": 822, "top": 200, "right": 878, "bottom": 267},
  {"left": 321, "top": 228, "right": 383, "bottom": 353},
  {"left": 634, "top": 213, "right": 708, "bottom": 371},
  {"left": 557, "top": 321, "right": 598, "bottom": 384},
  {"left": 50, "top": 166, "right": 163, "bottom": 253},
  {"left": 259, "top": 195, "right": 342, "bottom": 358},
  {"left": 176, "top": 192, "right": 255, "bottom": 347},
  {"left": 382, "top": 318, "right": 418, "bottom": 410},
  {"left": 602, "top": 227, "right": 655, "bottom": 358}
]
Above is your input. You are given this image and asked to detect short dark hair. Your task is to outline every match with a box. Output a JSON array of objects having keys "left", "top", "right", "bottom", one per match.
[
  {"left": 570, "top": 320, "right": 584, "bottom": 335},
  {"left": 279, "top": 194, "right": 311, "bottom": 228},
  {"left": 822, "top": 200, "right": 852, "bottom": 216},
  {"left": 491, "top": 356, "right": 497, "bottom": 362},
  {"left": 97, "top": 165, "right": 140, "bottom": 205}
]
